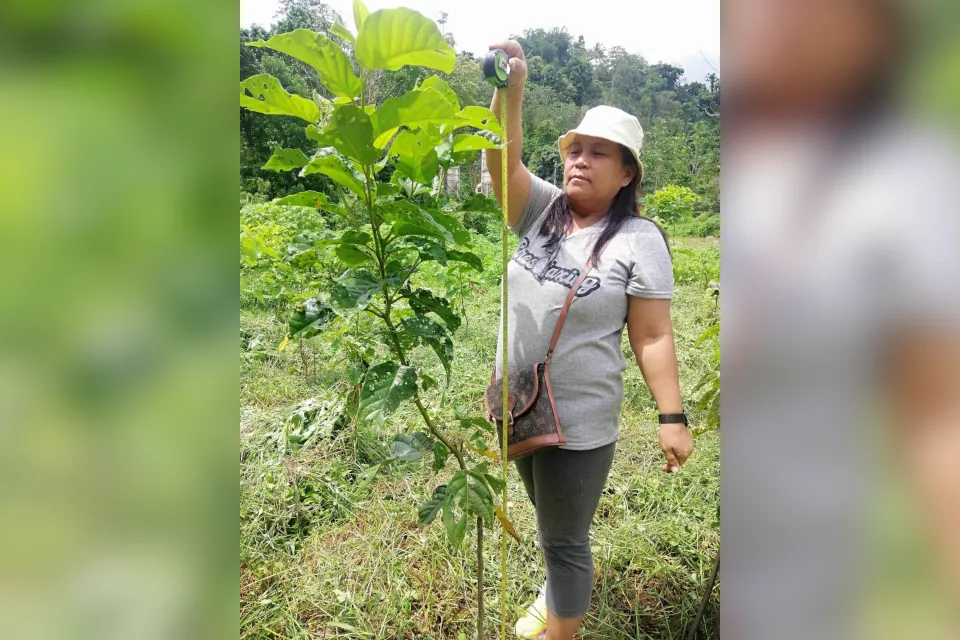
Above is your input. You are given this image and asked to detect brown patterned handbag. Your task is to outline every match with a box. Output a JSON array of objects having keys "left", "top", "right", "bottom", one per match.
[{"left": 484, "top": 239, "right": 612, "bottom": 461}]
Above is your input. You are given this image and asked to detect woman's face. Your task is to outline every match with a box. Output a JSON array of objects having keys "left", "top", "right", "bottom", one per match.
[{"left": 563, "top": 135, "right": 635, "bottom": 214}]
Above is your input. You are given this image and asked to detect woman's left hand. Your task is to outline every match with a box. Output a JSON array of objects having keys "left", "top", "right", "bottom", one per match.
[{"left": 659, "top": 423, "right": 693, "bottom": 473}]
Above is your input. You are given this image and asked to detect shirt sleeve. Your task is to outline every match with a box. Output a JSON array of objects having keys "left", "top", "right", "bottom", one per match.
[
  {"left": 511, "top": 174, "right": 562, "bottom": 238},
  {"left": 626, "top": 220, "right": 674, "bottom": 299}
]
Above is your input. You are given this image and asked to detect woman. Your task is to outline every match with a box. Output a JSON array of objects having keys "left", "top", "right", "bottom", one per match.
[{"left": 486, "top": 41, "right": 694, "bottom": 640}]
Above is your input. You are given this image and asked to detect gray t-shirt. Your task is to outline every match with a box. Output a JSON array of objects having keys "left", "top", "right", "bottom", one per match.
[{"left": 494, "top": 175, "right": 674, "bottom": 450}]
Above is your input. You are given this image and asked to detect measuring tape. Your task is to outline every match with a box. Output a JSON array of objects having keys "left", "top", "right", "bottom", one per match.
[{"left": 483, "top": 48, "right": 511, "bottom": 640}]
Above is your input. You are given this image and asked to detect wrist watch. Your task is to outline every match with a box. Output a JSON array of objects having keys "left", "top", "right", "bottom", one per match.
[{"left": 658, "top": 412, "right": 688, "bottom": 428}]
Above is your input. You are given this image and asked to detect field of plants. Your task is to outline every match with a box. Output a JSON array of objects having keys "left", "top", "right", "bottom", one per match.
[{"left": 240, "top": 2, "right": 719, "bottom": 638}]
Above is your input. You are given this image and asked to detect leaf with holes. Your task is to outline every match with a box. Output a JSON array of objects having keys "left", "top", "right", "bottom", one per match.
[
  {"left": 405, "top": 289, "right": 460, "bottom": 333},
  {"left": 273, "top": 191, "right": 328, "bottom": 208},
  {"left": 263, "top": 148, "right": 311, "bottom": 172},
  {"left": 329, "top": 270, "right": 380, "bottom": 314},
  {"left": 455, "top": 106, "right": 503, "bottom": 137},
  {"left": 389, "top": 129, "right": 439, "bottom": 185},
  {"left": 326, "top": 104, "right": 380, "bottom": 164},
  {"left": 355, "top": 8, "right": 455, "bottom": 73},
  {"left": 399, "top": 315, "right": 453, "bottom": 383},
  {"left": 400, "top": 237, "right": 448, "bottom": 264},
  {"left": 248, "top": 30, "right": 362, "bottom": 98},
  {"left": 301, "top": 148, "right": 366, "bottom": 198},
  {"left": 289, "top": 297, "right": 336, "bottom": 338},
  {"left": 306, "top": 123, "right": 338, "bottom": 147},
  {"left": 418, "top": 485, "right": 447, "bottom": 524},
  {"left": 359, "top": 362, "right": 418, "bottom": 426},
  {"left": 241, "top": 74, "right": 320, "bottom": 123}
]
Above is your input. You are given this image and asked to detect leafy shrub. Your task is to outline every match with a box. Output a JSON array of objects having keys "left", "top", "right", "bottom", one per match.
[{"left": 642, "top": 184, "right": 702, "bottom": 235}]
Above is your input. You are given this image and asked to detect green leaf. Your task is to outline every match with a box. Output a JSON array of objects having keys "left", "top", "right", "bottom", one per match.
[
  {"left": 289, "top": 297, "right": 336, "bottom": 337},
  {"left": 306, "top": 123, "right": 338, "bottom": 147},
  {"left": 358, "top": 461, "right": 385, "bottom": 487},
  {"left": 418, "top": 76, "right": 459, "bottom": 110},
  {"left": 338, "top": 230, "right": 373, "bottom": 246},
  {"left": 443, "top": 471, "right": 468, "bottom": 545},
  {"left": 376, "top": 182, "right": 402, "bottom": 197},
  {"left": 372, "top": 87, "right": 463, "bottom": 140},
  {"left": 372, "top": 89, "right": 463, "bottom": 144},
  {"left": 273, "top": 191, "right": 328, "bottom": 208},
  {"left": 359, "top": 362, "right": 418, "bottom": 426},
  {"left": 448, "top": 513, "right": 467, "bottom": 546},
  {"left": 696, "top": 322, "right": 720, "bottom": 347},
  {"left": 429, "top": 209, "right": 471, "bottom": 244},
  {"left": 395, "top": 176, "right": 432, "bottom": 198},
  {"left": 355, "top": 8, "right": 455, "bottom": 73},
  {"left": 457, "top": 193, "right": 501, "bottom": 214},
  {"left": 353, "top": 0, "right": 369, "bottom": 31},
  {"left": 248, "top": 30, "right": 362, "bottom": 98},
  {"left": 447, "top": 470, "right": 467, "bottom": 499},
  {"left": 405, "top": 289, "right": 460, "bottom": 333},
  {"left": 382, "top": 201, "right": 452, "bottom": 243},
  {"left": 433, "top": 441, "right": 449, "bottom": 473},
  {"left": 329, "top": 270, "right": 380, "bottom": 313},
  {"left": 459, "top": 415, "right": 495, "bottom": 434},
  {"left": 455, "top": 106, "right": 503, "bottom": 137},
  {"left": 466, "top": 470, "right": 495, "bottom": 522},
  {"left": 418, "top": 485, "right": 447, "bottom": 524},
  {"left": 484, "top": 472, "right": 505, "bottom": 495},
  {"left": 301, "top": 148, "right": 366, "bottom": 198},
  {"left": 390, "top": 431, "right": 433, "bottom": 461},
  {"left": 400, "top": 237, "right": 448, "bottom": 264},
  {"left": 421, "top": 373, "right": 439, "bottom": 392},
  {"left": 435, "top": 135, "right": 454, "bottom": 168},
  {"left": 241, "top": 74, "right": 320, "bottom": 123},
  {"left": 445, "top": 249, "right": 483, "bottom": 271},
  {"left": 390, "top": 129, "right": 438, "bottom": 185},
  {"left": 329, "top": 22, "right": 355, "bottom": 43},
  {"left": 452, "top": 134, "right": 498, "bottom": 153},
  {"left": 263, "top": 148, "right": 311, "bottom": 172},
  {"left": 327, "top": 104, "right": 379, "bottom": 164},
  {"left": 399, "top": 315, "right": 453, "bottom": 383},
  {"left": 336, "top": 244, "right": 373, "bottom": 266}
]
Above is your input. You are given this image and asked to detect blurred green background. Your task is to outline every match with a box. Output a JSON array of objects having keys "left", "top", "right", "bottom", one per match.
[{"left": 0, "top": 0, "right": 237, "bottom": 638}]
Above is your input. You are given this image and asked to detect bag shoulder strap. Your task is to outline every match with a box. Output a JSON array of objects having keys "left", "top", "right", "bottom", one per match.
[{"left": 544, "top": 236, "right": 614, "bottom": 365}]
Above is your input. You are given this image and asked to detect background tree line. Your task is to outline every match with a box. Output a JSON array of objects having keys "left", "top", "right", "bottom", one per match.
[{"left": 241, "top": 0, "right": 720, "bottom": 226}]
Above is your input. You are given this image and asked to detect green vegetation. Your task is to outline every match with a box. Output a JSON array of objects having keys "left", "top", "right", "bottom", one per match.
[{"left": 240, "top": 2, "right": 720, "bottom": 637}]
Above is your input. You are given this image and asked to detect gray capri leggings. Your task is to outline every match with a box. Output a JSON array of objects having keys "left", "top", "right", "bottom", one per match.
[{"left": 514, "top": 441, "right": 616, "bottom": 619}]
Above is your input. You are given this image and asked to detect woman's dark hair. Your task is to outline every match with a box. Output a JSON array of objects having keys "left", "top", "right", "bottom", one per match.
[{"left": 538, "top": 144, "right": 668, "bottom": 265}]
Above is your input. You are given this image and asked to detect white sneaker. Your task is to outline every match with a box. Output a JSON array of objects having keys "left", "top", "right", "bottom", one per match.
[{"left": 514, "top": 584, "right": 548, "bottom": 638}]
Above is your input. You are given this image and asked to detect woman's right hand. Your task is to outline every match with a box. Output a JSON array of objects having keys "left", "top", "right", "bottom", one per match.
[{"left": 488, "top": 40, "right": 527, "bottom": 87}]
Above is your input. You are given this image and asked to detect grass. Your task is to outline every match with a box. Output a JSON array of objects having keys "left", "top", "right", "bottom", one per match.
[{"left": 240, "top": 237, "right": 720, "bottom": 639}]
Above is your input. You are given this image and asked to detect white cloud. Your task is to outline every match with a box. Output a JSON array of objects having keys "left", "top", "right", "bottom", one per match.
[{"left": 240, "top": 0, "right": 719, "bottom": 81}]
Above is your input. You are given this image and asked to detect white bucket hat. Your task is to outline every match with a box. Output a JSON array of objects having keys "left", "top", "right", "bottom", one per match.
[{"left": 558, "top": 105, "right": 645, "bottom": 182}]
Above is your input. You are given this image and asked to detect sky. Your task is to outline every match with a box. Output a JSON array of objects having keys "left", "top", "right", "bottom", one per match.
[{"left": 240, "top": 0, "right": 720, "bottom": 83}]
